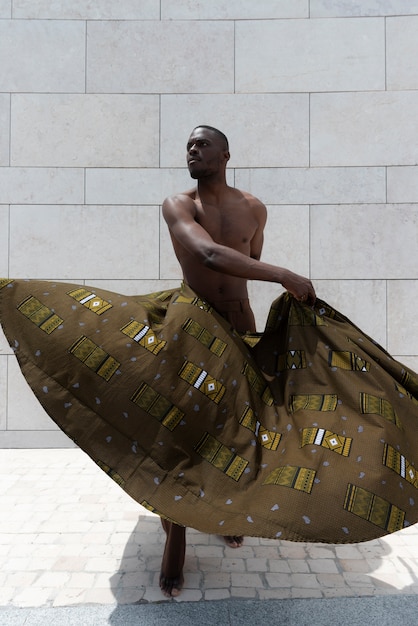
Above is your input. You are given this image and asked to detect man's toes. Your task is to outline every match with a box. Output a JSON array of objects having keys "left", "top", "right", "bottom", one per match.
[{"left": 223, "top": 535, "right": 244, "bottom": 548}]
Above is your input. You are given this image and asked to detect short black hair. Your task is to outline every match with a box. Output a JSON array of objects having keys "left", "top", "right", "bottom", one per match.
[{"left": 192, "top": 125, "right": 229, "bottom": 150}]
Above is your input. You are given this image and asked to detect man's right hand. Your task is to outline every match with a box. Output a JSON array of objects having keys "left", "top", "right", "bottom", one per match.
[{"left": 280, "top": 270, "right": 316, "bottom": 305}]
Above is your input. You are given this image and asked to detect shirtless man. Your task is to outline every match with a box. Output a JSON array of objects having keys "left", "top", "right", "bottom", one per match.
[{"left": 160, "top": 125, "right": 316, "bottom": 597}]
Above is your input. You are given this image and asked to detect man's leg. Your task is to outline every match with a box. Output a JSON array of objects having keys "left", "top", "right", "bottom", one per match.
[{"left": 159, "top": 519, "right": 186, "bottom": 597}]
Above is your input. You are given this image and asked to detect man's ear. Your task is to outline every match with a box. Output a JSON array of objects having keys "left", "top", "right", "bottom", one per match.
[{"left": 224, "top": 150, "right": 230, "bottom": 163}]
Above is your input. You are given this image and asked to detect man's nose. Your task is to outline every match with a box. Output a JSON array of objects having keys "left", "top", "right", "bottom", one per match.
[{"left": 189, "top": 144, "right": 198, "bottom": 154}]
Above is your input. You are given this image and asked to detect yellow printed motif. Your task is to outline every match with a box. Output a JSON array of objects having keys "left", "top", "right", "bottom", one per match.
[
  {"left": 130, "top": 382, "right": 184, "bottom": 431},
  {"left": 329, "top": 351, "right": 370, "bottom": 372},
  {"left": 96, "top": 460, "right": 125, "bottom": 487},
  {"left": 67, "top": 288, "right": 112, "bottom": 315},
  {"left": 17, "top": 295, "right": 63, "bottom": 334},
  {"left": 240, "top": 406, "right": 281, "bottom": 451},
  {"left": 173, "top": 293, "right": 212, "bottom": 312},
  {"left": 383, "top": 444, "right": 418, "bottom": 489},
  {"left": 195, "top": 432, "right": 248, "bottom": 481},
  {"left": 360, "top": 393, "right": 402, "bottom": 429},
  {"left": 178, "top": 361, "right": 225, "bottom": 404},
  {"left": 69, "top": 336, "right": 120, "bottom": 381},
  {"left": 301, "top": 428, "right": 352, "bottom": 456},
  {"left": 288, "top": 304, "right": 327, "bottom": 327},
  {"left": 242, "top": 362, "right": 274, "bottom": 406},
  {"left": 182, "top": 318, "right": 227, "bottom": 357},
  {"left": 400, "top": 371, "right": 418, "bottom": 398},
  {"left": 344, "top": 484, "right": 405, "bottom": 533},
  {"left": 290, "top": 394, "right": 338, "bottom": 413},
  {"left": 121, "top": 320, "right": 166, "bottom": 355},
  {"left": 277, "top": 350, "right": 307, "bottom": 371},
  {"left": 0, "top": 279, "right": 13, "bottom": 290},
  {"left": 263, "top": 466, "right": 316, "bottom": 494},
  {"left": 140, "top": 500, "right": 182, "bottom": 524},
  {"left": 395, "top": 382, "right": 418, "bottom": 406}
]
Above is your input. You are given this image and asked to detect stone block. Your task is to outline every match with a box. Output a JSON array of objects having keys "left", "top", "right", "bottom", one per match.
[
  {"left": 86, "top": 168, "right": 191, "bottom": 205},
  {"left": 0, "top": 205, "right": 8, "bottom": 274},
  {"left": 387, "top": 167, "right": 418, "bottom": 203},
  {"left": 387, "top": 281, "right": 418, "bottom": 355},
  {"left": 311, "top": 204, "right": 418, "bottom": 279},
  {"left": 0, "top": 94, "right": 9, "bottom": 165},
  {"left": 161, "top": 0, "right": 308, "bottom": 19},
  {"left": 11, "top": 94, "right": 159, "bottom": 167},
  {"left": 310, "top": 0, "right": 418, "bottom": 17},
  {"left": 0, "top": 356, "right": 6, "bottom": 430},
  {"left": 311, "top": 92, "right": 418, "bottom": 166},
  {"left": 236, "top": 18, "right": 384, "bottom": 92},
  {"left": 0, "top": 325, "right": 11, "bottom": 355},
  {"left": 387, "top": 17, "right": 418, "bottom": 90},
  {"left": 161, "top": 94, "right": 309, "bottom": 167},
  {"left": 7, "top": 357, "right": 57, "bottom": 431},
  {"left": 235, "top": 167, "right": 386, "bottom": 205},
  {"left": 87, "top": 21, "right": 233, "bottom": 93},
  {"left": 315, "top": 280, "right": 387, "bottom": 348},
  {"left": 9, "top": 205, "right": 160, "bottom": 279},
  {"left": 12, "top": 0, "right": 159, "bottom": 19},
  {"left": 0, "top": 168, "right": 84, "bottom": 204},
  {"left": 0, "top": 20, "right": 85, "bottom": 93},
  {"left": 0, "top": 0, "right": 10, "bottom": 17}
]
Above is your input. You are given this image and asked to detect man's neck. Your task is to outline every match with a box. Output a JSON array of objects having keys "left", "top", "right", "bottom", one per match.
[{"left": 196, "top": 174, "right": 229, "bottom": 204}]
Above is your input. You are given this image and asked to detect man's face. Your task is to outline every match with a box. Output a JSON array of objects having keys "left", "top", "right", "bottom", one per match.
[{"left": 186, "top": 128, "right": 228, "bottom": 179}]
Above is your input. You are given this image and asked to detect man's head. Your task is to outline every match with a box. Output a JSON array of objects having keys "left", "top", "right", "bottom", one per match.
[{"left": 186, "top": 125, "right": 230, "bottom": 180}]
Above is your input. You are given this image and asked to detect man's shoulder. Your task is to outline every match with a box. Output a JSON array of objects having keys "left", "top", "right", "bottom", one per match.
[
  {"left": 162, "top": 189, "right": 198, "bottom": 220},
  {"left": 233, "top": 187, "right": 266, "bottom": 212},
  {"left": 163, "top": 188, "right": 197, "bottom": 205}
]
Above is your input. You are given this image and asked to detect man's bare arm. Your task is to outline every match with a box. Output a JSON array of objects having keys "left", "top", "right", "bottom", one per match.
[{"left": 162, "top": 194, "right": 316, "bottom": 303}]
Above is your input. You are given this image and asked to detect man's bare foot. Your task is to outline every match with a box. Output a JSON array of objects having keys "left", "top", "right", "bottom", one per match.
[
  {"left": 223, "top": 535, "right": 244, "bottom": 548},
  {"left": 159, "top": 572, "right": 184, "bottom": 598}
]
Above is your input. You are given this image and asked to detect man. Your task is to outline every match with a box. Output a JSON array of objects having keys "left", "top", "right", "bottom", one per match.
[{"left": 160, "top": 125, "right": 316, "bottom": 597}]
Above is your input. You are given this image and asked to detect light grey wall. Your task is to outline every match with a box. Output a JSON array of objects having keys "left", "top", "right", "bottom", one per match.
[{"left": 1, "top": 0, "right": 418, "bottom": 446}]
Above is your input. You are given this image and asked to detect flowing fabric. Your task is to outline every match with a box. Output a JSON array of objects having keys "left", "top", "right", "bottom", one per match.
[{"left": 1, "top": 277, "right": 418, "bottom": 543}]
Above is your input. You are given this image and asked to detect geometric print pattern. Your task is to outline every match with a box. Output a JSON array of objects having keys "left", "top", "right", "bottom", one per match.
[
  {"left": 263, "top": 466, "right": 317, "bottom": 494},
  {"left": 67, "top": 287, "right": 113, "bottom": 315},
  {"left": 359, "top": 392, "right": 402, "bottom": 429},
  {"left": 239, "top": 406, "right": 281, "bottom": 451},
  {"left": 241, "top": 362, "right": 274, "bottom": 406},
  {"left": 178, "top": 360, "right": 226, "bottom": 404},
  {"left": 343, "top": 484, "right": 405, "bottom": 533},
  {"left": 120, "top": 320, "right": 166, "bottom": 355},
  {"left": 276, "top": 349, "right": 307, "bottom": 371},
  {"left": 130, "top": 382, "right": 184, "bottom": 431},
  {"left": 301, "top": 428, "right": 352, "bottom": 456},
  {"left": 328, "top": 350, "right": 371, "bottom": 372},
  {"left": 383, "top": 444, "right": 418, "bottom": 489},
  {"left": 290, "top": 393, "right": 338, "bottom": 413},
  {"left": 3, "top": 278, "right": 418, "bottom": 543},
  {"left": 194, "top": 432, "right": 249, "bottom": 481},
  {"left": 17, "top": 295, "right": 63, "bottom": 335},
  {"left": 0, "top": 278, "right": 13, "bottom": 290},
  {"left": 182, "top": 317, "right": 227, "bottom": 357},
  {"left": 68, "top": 335, "right": 120, "bottom": 381}
]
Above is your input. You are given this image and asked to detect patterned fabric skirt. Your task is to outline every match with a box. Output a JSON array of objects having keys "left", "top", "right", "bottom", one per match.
[{"left": 1, "top": 278, "right": 418, "bottom": 543}]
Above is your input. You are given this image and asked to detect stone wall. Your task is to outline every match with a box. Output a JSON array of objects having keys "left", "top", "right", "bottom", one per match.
[{"left": 1, "top": 0, "right": 418, "bottom": 446}]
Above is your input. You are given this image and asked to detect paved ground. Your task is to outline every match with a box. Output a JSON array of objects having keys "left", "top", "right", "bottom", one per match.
[{"left": 1, "top": 449, "right": 418, "bottom": 625}]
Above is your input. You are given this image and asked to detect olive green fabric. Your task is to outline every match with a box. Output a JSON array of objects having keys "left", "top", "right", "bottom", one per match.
[{"left": 1, "top": 278, "right": 418, "bottom": 543}]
